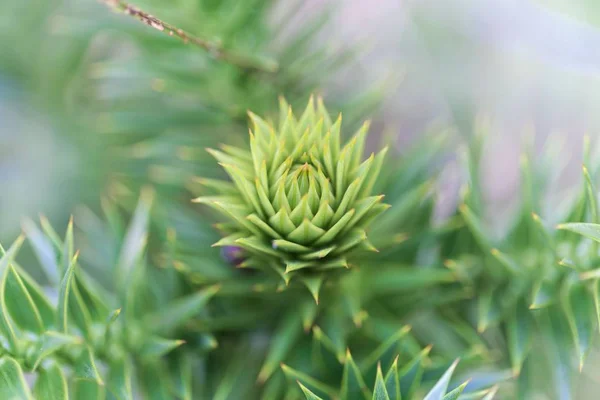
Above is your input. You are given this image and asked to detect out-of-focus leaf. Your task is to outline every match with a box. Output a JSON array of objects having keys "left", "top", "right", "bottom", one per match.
[
  {"left": 384, "top": 357, "right": 401, "bottom": 400},
  {"left": 31, "top": 331, "right": 82, "bottom": 370},
  {"left": 57, "top": 252, "right": 79, "bottom": 333},
  {"left": 558, "top": 223, "right": 600, "bottom": 242},
  {"left": 367, "top": 265, "right": 456, "bottom": 294},
  {"left": 340, "top": 350, "right": 370, "bottom": 400},
  {"left": 139, "top": 362, "right": 173, "bottom": 400},
  {"left": 282, "top": 364, "right": 337, "bottom": 399},
  {"left": 0, "top": 236, "right": 25, "bottom": 351},
  {"left": 399, "top": 346, "right": 430, "bottom": 400},
  {"left": 258, "top": 311, "right": 303, "bottom": 382},
  {"left": 74, "top": 346, "right": 104, "bottom": 386},
  {"left": 34, "top": 363, "right": 69, "bottom": 400},
  {"left": 563, "top": 282, "right": 595, "bottom": 370},
  {"left": 72, "top": 378, "right": 105, "bottom": 400},
  {"left": 170, "top": 353, "right": 192, "bottom": 400},
  {"left": 0, "top": 357, "right": 33, "bottom": 400},
  {"left": 109, "top": 357, "right": 134, "bottom": 400},
  {"left": 360, "top": 326, "right": 411, "bottom": 371},
  {"left": 143, "top": 285, "right": 219, "bottom": 334},
  {"left": 139, "top": 336, "right": 185, "bottom": 359},
  {"left": 5, "top": 263, "right": 46, "bottom": 332},
  {"left": 22, "top": 218, "right": 60, "bottom": 285},
  {"left": 506, "top": 304, "right": 532, "bottom": 375},
  {"left": 116, "top": 188, "right": 153, "bottom": 292}
]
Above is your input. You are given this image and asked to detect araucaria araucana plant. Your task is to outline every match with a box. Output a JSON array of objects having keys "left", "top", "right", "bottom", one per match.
[
  {"left": 6, "top": 0, "right": 600, "bottom": 397},
  {"left": 194, "top": 97, "right": 388, "bottom": 298}
]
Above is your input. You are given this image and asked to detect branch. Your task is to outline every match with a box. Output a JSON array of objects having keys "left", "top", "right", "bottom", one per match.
[{"left": 100, "top": 0, "right": 279, "bottom": 73}]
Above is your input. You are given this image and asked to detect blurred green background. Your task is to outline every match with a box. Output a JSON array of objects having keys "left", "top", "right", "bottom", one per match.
[{"left": 4, "top": 0, "right": 600, "bottom": 242}]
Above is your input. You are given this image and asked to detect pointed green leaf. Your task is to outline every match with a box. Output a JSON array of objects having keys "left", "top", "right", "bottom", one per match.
[
  {"left": 22, "top": 218, "right": 60, "bottom": 285},
  {"left": 170, "top": 354, "right": 192, "bottom": 400},
  {"left": 300, "top": 300, "right": 319, "bottom": 331},
  {"left": 423, "top": 359, "right": 459, "bottom": 400},
  {"left": 563, "top": 282, "right": 595, "bottom": 370},
  {"left": 31, "top": 331, "right": 82, "bottom": 370},
  {"left": 314, "top": 209, "right": 355, "bottom": 246},
  {"left": 34, "top": 363, "right": 68, "bottom": 400},
  {"left": 4, "top": 263, "right": 45, "bottom": 333},
  {"left": 373, "top": 364, "right": 391, "bottom": 400},
  {"left": 288, "top": 219, "right": 326, "bottom": 245},
  {"left": 75, "top": 346, "right": 104, "bottom": 386},
  {"left": 299, "top": 245, "right": 336, "bottom": 260},
  {"left": 255, "top": 178, "right": 276, "bottom": 217},
  {"left": 301, "top": 275, "right": 323, "bottom": 304},
  {"left": 557, "top": 223, "right": 600, "bottom": 242},
  {"left": 384, "top": 357, "right": 401, "bottom": 400},
  {"left": 506, "top": 303, "right": 532, "bottom": 375},
  {"left": 298, "top": 381, "right": 325, "bottom": 400},
  {"left": 312, "top": 325, "right": 345, "bottom": 363},
  {"left": 259, "top": 312, "right": 303, "bottom": 382},
  {"left": 39, "top": 215, "right": 63, "bottom": 251},
  {"left": 282, "top": 364, "right": 337, "bottom": 399},
  {"left": 489, "top": 248, "right": 520, "bottom": 274},
  {"left": 358, "top": 146, "right": 388, "bottom": 198},
  {"left": 340, "top": 350, "right": 370, "bottom": 400},
  {"left": 399, "top": 347, "right": 430, "bottom": 399},
  {"left": 272, "top": 239, "right": 310, "bottom": 253},
  {"left": 10, "top": 264, "right": 54, "bottom": 328},
  {"left": 68, "top": 276, "right": 93, "bottom": 337},
  {"left": 360, "top": 326, "right": 411, "bottom": 371},
  {"left": 368, "top": 265, "right": 455, "bottom": 294},
  {"left": 477, "top": 288, "right": 501, "bottom": 332},
  {"left": 57, "top": 252, "right": 79, "bottom": 333},
  {"left": 269, "top": 209, "right": 297, "bottom": 236},
  {"left": 332, "top": 178, "right": 362, "bottom": 223},
  {"left": 144, "top": 285, "right": 219, "bottom": 334},
  {"left": 312, "top": 201, "right": 334, "bottom": 229},
  {"left": 459, "top": 205, "right": 492, "bottom": 251},
  {"left": 583, "top": 165, "right": 599, "bottom": 224},
  {"left": 247, "top": 214, "right": 283, "bottom": 239},
  {"left": 0, "top": 357, "right": 33, "bottom": 400},
  {"left": 108, "top": 357, "right": 133, "bottom": 400},
  {"left": 139, "top": 362, "right": 172, "bottom": 400},
  {"left": 442, "top": 381, "right": 469, "bottom": 400},
  {"left": 72, "top": 378, "right": 105, "bottom": 400},
  {"left": 116, "top": 189, "right": 153, "bottom": 291},
  {"left": 285, "top": 260, "right": 314, "bottom": 274},
  {"left": 140, "top": 336, "right": 185, "bottom": 359},
  {"left": 530, "top": 279, "right": 557, "bottom": 309},
  {"left": 237, "top": 236, "right": 280, "bottom": 257},
  {"left": 340, "top": 196, "right": 384, "bottom": 235},
  {"left": 0, "top": 236, "right": 25, "bottom": 351}
]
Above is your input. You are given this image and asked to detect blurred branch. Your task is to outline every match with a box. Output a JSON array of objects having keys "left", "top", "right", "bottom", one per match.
[{"left": 100, "top": 0, "right": 279, "bottom": 73}]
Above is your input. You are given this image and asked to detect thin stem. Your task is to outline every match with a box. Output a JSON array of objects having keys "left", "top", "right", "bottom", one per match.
[{"left": 99, "top": 0, "right": 279, "bottom": 73}]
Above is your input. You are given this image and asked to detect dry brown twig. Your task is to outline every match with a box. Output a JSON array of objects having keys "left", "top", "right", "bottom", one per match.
[{"left": 99, "top": 0, "right": 279, "bottom": 73}]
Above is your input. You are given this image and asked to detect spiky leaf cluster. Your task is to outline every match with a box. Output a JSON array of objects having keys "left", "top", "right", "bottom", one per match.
[
  {"left": 0, "top": 193, "right": 218, "bottom": 399},
  {"left": 284, "top": 350, "right": 496, "bottom": 400},
  {"left": 194, "top": 97, "right": 388, "bottom": 290},
  {"left": 438, "top": 132, "right": 600, "bottom": 396}
]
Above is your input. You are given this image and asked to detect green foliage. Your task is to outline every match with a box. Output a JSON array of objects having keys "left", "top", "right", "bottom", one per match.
[
  {"left": 435, "top": 131, "right": 600, "bottom": 397},
  {"left": 193, "top": 97, "right": 388, "bottom": 298},
  {"left": 288, "top": 356, "right": 493, "bottom": 400},
  {"left": 0, "top": 194, "right": 219, "bottom": 398},
  {"left": 4, "top": 1, "right": 600, "bottom": 399}
]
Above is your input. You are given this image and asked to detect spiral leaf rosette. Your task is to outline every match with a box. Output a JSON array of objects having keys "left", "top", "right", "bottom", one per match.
[{"left": 193, "top": 97, "right": 388, "bottom": 295}]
